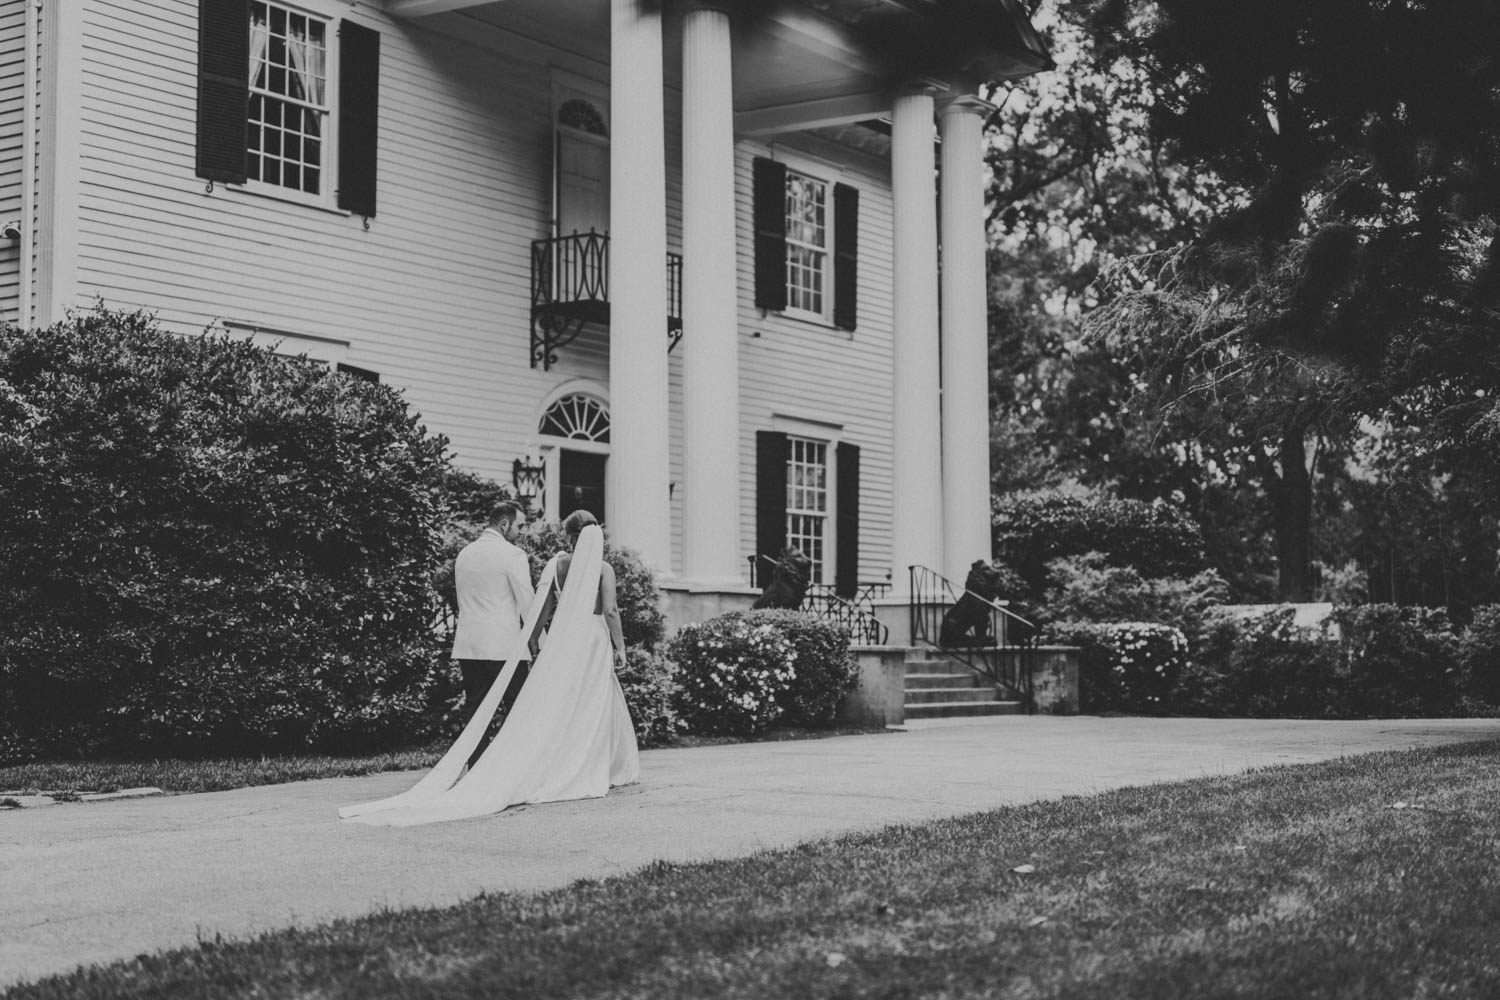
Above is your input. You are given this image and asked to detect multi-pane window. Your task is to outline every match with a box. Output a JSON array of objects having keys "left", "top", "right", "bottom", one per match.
[
  {"left": 784, "top": 170, "right": 828, "bottom": 315},
  {"left": 786, "top": 436, "right": 829, "bottom": 581},
  {"left": 248, "top": 1, "right": 329, "bottom": 196}
]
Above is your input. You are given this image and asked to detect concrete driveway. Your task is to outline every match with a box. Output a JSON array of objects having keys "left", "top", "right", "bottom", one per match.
[{"left": 3, "top": 715, "right": 1498, "bottom": 989}]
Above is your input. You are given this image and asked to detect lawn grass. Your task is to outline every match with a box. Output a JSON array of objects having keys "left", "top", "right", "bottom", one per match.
[
  {"left": 8, "top": 740, "right": 1500, "bottom": 999},
  {"left": 0, "top": 725, "right": 888, "bottom": 796}
]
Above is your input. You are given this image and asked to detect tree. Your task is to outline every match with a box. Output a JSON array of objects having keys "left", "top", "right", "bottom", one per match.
[
  {"left": 1085, "top": 0, "right": 1500, "bottom": 593},
  {"left": 983, "top": 1, "right": 1289, "bottom": 597}
]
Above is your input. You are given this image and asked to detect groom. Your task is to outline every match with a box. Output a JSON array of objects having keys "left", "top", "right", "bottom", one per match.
[{"left": 453, "top": 501, "right": 536, "bottom": 765}]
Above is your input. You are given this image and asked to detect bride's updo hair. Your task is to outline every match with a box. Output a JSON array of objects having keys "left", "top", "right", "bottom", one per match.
[{"left": 562, "top": 509, "right": 598, "bottom": 542}]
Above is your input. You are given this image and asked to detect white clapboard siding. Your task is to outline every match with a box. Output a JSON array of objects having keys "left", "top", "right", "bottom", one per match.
[
  {"left": 72, "top": 0, "right": 582, "bottom": 481},
  {"left": 69, "top": 0, "right": 900, "bottom": 587},
  {"left": 727, "top": 137, "right": 897, "bottom": 590},
  {"left": 0, "top": 0, "right": 27, "bottom": 321}
]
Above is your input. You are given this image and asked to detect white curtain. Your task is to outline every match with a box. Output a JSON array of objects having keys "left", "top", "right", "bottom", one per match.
[
  {"left": 247, "top": 10, "right": 269, "bottom": 88},
  {"left": 284, "top": 21, "right": 325, "bottom": 106}
]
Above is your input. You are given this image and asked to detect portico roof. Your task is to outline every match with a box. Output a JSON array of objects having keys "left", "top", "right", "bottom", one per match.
[{"left": 386, "top": 0, "right": 1051, "bottom": 134}]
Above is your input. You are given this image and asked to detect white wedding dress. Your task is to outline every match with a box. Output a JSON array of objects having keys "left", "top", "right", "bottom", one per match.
[{"left": 340, "top": 524, "right": 639, "bottom": 825}]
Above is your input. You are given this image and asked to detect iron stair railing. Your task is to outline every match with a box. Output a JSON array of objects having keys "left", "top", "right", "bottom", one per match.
[
  {"left": 530, "top": 230, "right": 683, "bottom": 370},
  {"left": 747, "top": 554, "right": 890, "bottom": 646},
  {"left": 909, "top": 563, "right": 1037, "bottom": 712}
]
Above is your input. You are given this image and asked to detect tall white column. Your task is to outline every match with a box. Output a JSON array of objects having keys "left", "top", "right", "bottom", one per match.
[
  {"left": 889, "top": 88, "right": 945, "bottom": 593},
  {"left": 940, "top": 95, "right": 996, "bottom": 580},
  {"left": 609, "top": 0, "right": 672, "bottom": 571},
  {"left": 680, "top": 4, "right": 742, "bottom": 586}
]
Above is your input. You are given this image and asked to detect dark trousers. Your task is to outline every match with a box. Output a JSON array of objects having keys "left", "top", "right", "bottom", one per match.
[{"left": 457, "top": 658, "right": 530, "bottom": 767}]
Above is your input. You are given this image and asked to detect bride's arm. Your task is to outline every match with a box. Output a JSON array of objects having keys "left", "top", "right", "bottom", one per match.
[{"left": 599, "top": 562, "right": 627, "bottom": 668}]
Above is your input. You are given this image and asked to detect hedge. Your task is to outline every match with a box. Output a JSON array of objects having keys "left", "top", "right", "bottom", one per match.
[
  {"left": 0, "top": 309, "right": 451, "bottom": 762},
  {"left": 992, "top": 494, "right": 1207, "bottom": 596}
]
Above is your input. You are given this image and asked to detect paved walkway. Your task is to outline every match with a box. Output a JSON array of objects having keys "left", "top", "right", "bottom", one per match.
[{"left": 3, "top": 715, "right": 1498, "bottom": 988}]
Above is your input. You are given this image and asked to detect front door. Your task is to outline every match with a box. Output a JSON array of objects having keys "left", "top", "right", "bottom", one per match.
[
  {"left": 556, "top": 131, "right": 610, "bottom": 238},
  {"left": 558, "top": 449, "right": 607, "bottom": 525}
]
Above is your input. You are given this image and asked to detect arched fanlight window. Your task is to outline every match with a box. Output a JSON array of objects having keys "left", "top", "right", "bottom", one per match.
[
  {"left": 557, "top": 98, "right": 607, "bottom": 137},
  {"left": 539, "top": 394, "right": 610, "bottom": 442}
]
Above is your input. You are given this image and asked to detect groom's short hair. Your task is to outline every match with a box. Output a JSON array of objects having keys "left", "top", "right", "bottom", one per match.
[{"left": 488, "top": 501, "right": 522, "bottom": 526}]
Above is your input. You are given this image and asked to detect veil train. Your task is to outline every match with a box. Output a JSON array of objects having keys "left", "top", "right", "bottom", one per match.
[{"left": 340, "top": 523, "right": 637, "bottom": 825}]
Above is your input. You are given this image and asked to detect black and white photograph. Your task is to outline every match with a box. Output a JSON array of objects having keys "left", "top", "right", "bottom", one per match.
[{"left": 3, "top": 0, "right": 1499, "bottom": 996}]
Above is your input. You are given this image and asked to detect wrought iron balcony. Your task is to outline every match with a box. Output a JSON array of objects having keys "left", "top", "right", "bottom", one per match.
[{"left": 530, "top": 230, "right": 684, "bottom": 370}]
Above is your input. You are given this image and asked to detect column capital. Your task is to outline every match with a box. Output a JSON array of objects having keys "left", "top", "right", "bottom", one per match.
[
  {"left": 677, "top": 0, "right": 733, "bottom": 13},
  {"left": 939, "top": 93, "right": 997, "bottom": 119},
  {"left": 894, "top": 77, "right": 951, "bottom": 100}
]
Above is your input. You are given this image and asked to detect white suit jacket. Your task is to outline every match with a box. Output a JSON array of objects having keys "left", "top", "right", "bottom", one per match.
[{"left": 451, "top": 529, "right": 536, "bottom": 661}]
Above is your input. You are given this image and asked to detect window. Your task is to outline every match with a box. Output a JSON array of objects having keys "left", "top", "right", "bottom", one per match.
[
  {"left": 784, "top": 170, "right": 828, "bottom": 317},
  {"left": 538, "top": 394, "right": 610, "bottom": 442},
  {"left": 247, "top": 1, "right": 330, "bottom": 198},
  {"left": 195, "top": 0, "right": 379, "bottom": 217},
  {"left": 752, "top": 157, "right": 859, "bottom": 330},
  {"left": 785, "top": 436, "right": 829, "bottom": 581},
  {"left": 757, "top": 431, "right": 860, "bottom": 595}
]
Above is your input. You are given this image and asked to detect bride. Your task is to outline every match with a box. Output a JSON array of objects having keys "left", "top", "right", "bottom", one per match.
[{"left": 341, "top": 512, "right": 640, "bottom": 825}]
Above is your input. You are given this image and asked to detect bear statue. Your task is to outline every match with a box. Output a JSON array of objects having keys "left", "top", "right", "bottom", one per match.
[
  {"left": 752, "top": 547, "right": 813, "bottom": 610},
  {"left": 939, "top": 559, "right": 1005, "bottom": 647}
]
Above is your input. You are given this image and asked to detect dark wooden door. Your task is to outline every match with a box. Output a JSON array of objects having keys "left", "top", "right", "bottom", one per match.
[{"left": 559, "top": 450, "right": 607, "bottom": 525}]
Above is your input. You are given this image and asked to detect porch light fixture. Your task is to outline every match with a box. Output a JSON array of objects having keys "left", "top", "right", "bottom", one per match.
[{"left": 512, "top": 453, "right": 546, "bottom": 513}]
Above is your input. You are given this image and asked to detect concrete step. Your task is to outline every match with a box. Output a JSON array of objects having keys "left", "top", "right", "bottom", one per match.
[
  {"left": 903, "top": 672, "right": 981, "bottom": 690},
  {"left": 905, "top": 687, "right": 1003, "bottom": 705},
  {"left": 904, "top": 700, "right": 1025, "bottom": 719},
  {"left": 904, "top": 658, "right": 972, "bottom": 675}
]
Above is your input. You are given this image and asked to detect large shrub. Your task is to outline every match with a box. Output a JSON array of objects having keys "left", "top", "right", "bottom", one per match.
[
  {"left": 1178, "top": 608, "right": 1344, "bottom": 718},
  {"left": 992, "top": 494, "right": 1207, "bottom": 596},
  {"left": 0, "top": 309, "right": 451, "bottom": 761},
  {"left": 1331, "top": 605, "right": 1461, "bottom": 717},
  {"left": 1180, "top": 605, "right": 1470, "bottom": 719},
  {"left": 1459, "top": 605, "right": 1500, "bottom": 706},
  {"left": 1042, "top": 552, "right": 1230, "bottom": 640},
  {"left": 668, "top": 615, "right": 794, "bottom": 737},
  {"left": 1053, "top": 622, "right": 1187, "bottom": 713},
  {"left": 734, "top": 610, "right": 858, "bottom": 725}
]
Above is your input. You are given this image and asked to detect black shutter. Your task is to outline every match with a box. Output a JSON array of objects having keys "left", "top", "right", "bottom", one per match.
[
  {"left": 752, "top": 157, "right": 787, "bottom": 312},
  {"left": 834, "top": 442, "right": 860, "bottom": 597},
  {"left": 195, "top": 0, "right": 249, "bottom": 184},
  {"left": 755, "top": 430, "right": 789, "bottom": 581},
  {"left": 833, "top": 183, "right": 859, "bottom": 331},
  {"left": 337, "top": 20, "right": 380, "bottom": 217}
]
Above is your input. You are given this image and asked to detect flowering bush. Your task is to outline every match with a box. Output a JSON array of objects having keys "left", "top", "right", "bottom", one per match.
[
  {"left": 1055, "top": 622, "right": 1187, "bottom": 713},
  {"left": 669, "top": 615, "right": 795, "bottom": 737},
  {"left": 617, "top": 647, "right": 681, "bottom": 747},
  {"left": 734, "top": 610, "right": 858, "bottom": 725}
]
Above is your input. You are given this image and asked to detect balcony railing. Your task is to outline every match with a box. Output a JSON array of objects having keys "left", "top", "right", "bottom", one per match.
[
  {"left": 530, "top": 230, "right": 683, "bottom": 370},
  {"left": 747, "top": 553, "right": 890, "bottom": 646}
]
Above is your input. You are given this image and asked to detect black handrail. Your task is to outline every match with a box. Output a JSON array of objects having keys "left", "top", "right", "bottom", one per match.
[
  {"left": 747, "top": 553, "right": 889, "bottom": 645},
  {"left": 909, "top": 564, "right": 1036, "bottom": 712}
]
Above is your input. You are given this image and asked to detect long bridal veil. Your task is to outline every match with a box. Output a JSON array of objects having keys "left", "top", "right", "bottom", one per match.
[{"left": 340, "top": 523, "right": 638, "bottom": 826}]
